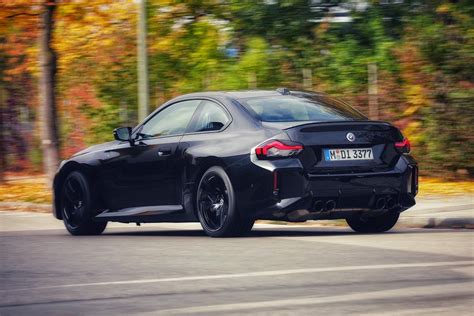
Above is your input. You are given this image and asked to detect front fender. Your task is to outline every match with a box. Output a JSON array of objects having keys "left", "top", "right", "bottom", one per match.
[{"left": 52, "top": 157, "right": 100, "bottom": 219}]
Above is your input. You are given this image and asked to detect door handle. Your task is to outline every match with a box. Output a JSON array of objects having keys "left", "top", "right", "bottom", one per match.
[{"left": 157, "top": 147, "right": 172, "bottom": 157}]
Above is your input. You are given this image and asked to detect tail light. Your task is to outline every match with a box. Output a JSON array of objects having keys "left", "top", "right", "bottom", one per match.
[
  {"left": 255, "top": 140, "right": 303, "bottom": 159},
  {"left": 395, "top": 138, "right": 411, "bottom": 154}
]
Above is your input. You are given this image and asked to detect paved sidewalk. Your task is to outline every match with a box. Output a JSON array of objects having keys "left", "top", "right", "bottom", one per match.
[{"left": 399, "top": 195, "right": 473, "bottom": 228}]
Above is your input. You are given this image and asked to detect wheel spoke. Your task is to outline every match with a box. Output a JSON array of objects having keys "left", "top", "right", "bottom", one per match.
[
  {"left": 219, "top": 205, "right": 226, "bottom": 226},
  {"left": 200, "top": 200, "right": 212, "bottom": 213},
  {"left": 202, "top": 203, "right": 216, "bottom": 227},
  {"left": 200, "top": 192, "right": 216, "bottom": 204},
  {"left": 63, "top": 207, "right": 71, "bottom": 220},
  {"left": 200, "top": 179, "right": 212, "bottom": 191},
  {"left": 204, "top": 177, "right": 221, "bottom": 196},
  {"left": 65, "top": 180, "right": 79, "bottom": 203}
]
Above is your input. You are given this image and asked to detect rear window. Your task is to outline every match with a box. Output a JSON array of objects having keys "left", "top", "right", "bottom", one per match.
[{"left": 241, "top": 95, "right": 367, "bottom": 122}]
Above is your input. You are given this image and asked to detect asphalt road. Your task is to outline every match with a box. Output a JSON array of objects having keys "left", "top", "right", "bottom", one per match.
[{"left": 1, "top": 211, "right": 473, "bottom": 315}]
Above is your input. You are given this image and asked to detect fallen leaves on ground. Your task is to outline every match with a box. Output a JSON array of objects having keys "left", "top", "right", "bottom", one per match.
[
  {"left": 0, "top": 177, "right": 51, "bottom": 204},
  {"left": 419, "top": 177, "right": 474, "bottom": 196}
]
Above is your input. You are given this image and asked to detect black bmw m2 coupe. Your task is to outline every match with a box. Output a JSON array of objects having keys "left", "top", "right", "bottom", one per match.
[{"left": 53, "top": 89, "right": 418, "bottom": 237}]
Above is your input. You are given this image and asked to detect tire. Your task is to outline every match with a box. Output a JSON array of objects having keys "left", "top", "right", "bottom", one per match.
[
  {"left": 60, "top": 171, "right": 107, "bottom": 235},
  {"left": 196, "top": 166, "right": 255, "bottom": 237},
  {"left": 346, "top": 211, "right": 399, "bottom": 233}
]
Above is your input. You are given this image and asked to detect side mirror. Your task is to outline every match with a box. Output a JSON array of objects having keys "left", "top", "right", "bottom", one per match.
[{"left": 113, "top": 127, "right": 132, "bottom": 142}]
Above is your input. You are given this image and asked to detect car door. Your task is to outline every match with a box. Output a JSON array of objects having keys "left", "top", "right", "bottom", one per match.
[
  {"left": 178, "top": 99, "right": 232, "bottom": 194},
  {"left": 100, "top": 99, "right": 202, "bottom": 210}
]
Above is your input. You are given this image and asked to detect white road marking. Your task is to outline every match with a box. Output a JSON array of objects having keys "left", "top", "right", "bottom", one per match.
[
  {"left": 152, "top": 282, "right": 473, "bottom": 315},
  {"left": 3, "top": 260, "right": 472, "bottom": 293}
]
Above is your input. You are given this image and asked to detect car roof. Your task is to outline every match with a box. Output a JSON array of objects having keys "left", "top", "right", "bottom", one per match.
[{"left": 177, "top": 89, "right": 326, "bottom": 101}]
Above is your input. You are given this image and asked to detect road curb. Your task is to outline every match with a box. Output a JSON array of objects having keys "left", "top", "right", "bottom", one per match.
[{"left": 398, "top": 216, "right": 474, "bottom": 229}]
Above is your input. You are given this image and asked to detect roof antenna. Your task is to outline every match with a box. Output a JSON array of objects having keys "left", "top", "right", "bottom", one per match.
[{"left": 276, "top": 88, "right": 290, "bottom": 95}]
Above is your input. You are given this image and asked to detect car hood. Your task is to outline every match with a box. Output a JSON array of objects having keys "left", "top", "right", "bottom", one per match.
[{"left": 72, "top": 141, "right": 117, "bottom": 158}]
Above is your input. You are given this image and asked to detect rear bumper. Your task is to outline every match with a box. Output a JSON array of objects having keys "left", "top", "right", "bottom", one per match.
[{"left": 247, "top": 155, "right": 417, "bottom": 221}]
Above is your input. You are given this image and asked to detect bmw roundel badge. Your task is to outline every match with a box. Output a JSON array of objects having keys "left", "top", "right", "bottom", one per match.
[{"left": 346, "top": 132, "right": 355, "bottom": 142}]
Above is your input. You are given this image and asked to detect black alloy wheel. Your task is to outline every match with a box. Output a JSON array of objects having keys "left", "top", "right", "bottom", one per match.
[
  {"left": 61, "top": 171, "right": 107, "bottom": 235},
  {"left": 197, "top": 166, "right": 254, "bottom": 237},
  {"left": 198, "top": 173, "right": 229, "bottom": 231}
]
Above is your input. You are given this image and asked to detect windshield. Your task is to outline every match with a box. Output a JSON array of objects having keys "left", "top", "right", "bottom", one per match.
[{"left": 241, "top": 95, "right": 367, "bottom": 122}]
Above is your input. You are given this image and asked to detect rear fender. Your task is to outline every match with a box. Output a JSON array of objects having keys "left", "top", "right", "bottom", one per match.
[{"left": 182, "top": 156, "right": 228, "bottom": 219}]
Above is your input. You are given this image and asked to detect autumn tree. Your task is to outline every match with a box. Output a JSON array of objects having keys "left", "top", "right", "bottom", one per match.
[
  {"left": 38, "top": 0, "right": 60, "bottom": 185},
  {"left": 1, "top": 1, "right": 59, "bottom": 184},
  {"left": 1, "top": 1, "right": 42, "bottom": 182}
]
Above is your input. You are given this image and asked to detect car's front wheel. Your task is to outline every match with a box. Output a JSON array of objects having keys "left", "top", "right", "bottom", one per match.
[
  {"left": 346, "top": 211, "right": 399, "bottom": 233},
  {"left": 60, "top": 171, "right": 107, "bottom": 235},
  {"left": 196, "top": 166, "right": 254, "bottom": 237}
]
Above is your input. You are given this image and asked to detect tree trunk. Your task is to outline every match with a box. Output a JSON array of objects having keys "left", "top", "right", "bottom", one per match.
[
  {"left": 302, "top": 68, "right": 313, "bottom": 91},
  {"left": 137, "top": 0, "right": 149, "bottom": 123},
  {"left": 368, "top": 62, "right": 379, "bottom": 120},
  {"left": 0, "top": 83, "right": 5, "bottom": 184},
  {"left": 38, "top": 0, "right": 59, "bottom": 187},
  {"left": 248, "top": 72, "right": 257, "bottom": 89}
]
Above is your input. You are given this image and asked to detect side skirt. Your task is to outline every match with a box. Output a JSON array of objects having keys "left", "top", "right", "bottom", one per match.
[{"left": 94, "top": 205, "right": 195, "bottom": 223}]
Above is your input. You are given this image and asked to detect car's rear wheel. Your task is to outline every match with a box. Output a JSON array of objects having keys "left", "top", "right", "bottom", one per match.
[
  {"left": 61, "top": 171, "right": 107, "bottom": 235},
  {"left": 346, "top": 211, "right": 399, "bottom": 233},
  {"left": 197, "top": 166, "right": 254, "bottom": 237}
]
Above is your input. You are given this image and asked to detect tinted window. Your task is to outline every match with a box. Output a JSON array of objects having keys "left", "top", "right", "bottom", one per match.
[
  {"left": 188, "top": 101, "right": 230, "bottom": 133},
  {"left": 242, "top": 95, "right": 366, "bottom": 122},
  {"left": 138, "top": 100, "right": 201, "bottom": 138}
]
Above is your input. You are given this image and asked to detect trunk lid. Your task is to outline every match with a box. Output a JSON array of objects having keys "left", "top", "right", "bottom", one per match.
[{"left": 282, "top": 121, "right": 404, "bottom": 174}]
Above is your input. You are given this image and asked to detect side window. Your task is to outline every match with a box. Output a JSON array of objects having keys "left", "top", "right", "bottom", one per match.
[
  {"left": 138, "top": 100, "right": 201, "bottom": 138},
  {"left": 188, "top": 101, "right": 230, "bottom": 133}
]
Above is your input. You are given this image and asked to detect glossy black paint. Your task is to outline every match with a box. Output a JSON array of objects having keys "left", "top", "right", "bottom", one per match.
[{"left": 53, "top": 90, "right": 418, "bottom": 224}]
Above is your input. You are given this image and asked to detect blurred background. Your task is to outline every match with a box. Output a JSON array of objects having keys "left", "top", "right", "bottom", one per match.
[{"left": 0, "top": 0, "right": 473, "bottom": 203}]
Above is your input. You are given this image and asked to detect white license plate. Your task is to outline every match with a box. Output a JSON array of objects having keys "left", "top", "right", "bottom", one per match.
[{"left": 324, "top": 148, "right": 373, "bottom": 161}]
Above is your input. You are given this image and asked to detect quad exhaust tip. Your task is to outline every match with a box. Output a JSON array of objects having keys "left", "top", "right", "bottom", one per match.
[
  {"left": 313, "top": 200, "right": 324, "bottom": 212},
  {"left": 312, "top": 199, "right": 336, "bottom": 212},
  {"left": 312, "top": 197, "right": 395, "bottom": 213},
  {"left": 325, "top": 200, "right": 336, "bottom": 211},
  {"left": 386, "top": 197, "right": 396, "bottom": 209},
  {"left": 375, "top": 197, "right": 386, "bottom": 210}
]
